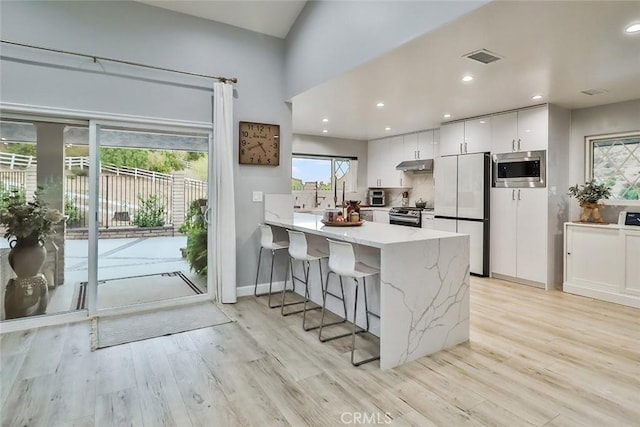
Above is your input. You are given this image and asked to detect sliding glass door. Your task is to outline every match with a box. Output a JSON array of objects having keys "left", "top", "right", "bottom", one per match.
[{"left": 87, "top": 121, "right": 214, "bottom": 316}]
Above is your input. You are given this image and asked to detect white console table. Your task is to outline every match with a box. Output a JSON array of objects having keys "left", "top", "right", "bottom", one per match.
[{"left": 564, "top": 222, "right": 640, "bottom": 308}]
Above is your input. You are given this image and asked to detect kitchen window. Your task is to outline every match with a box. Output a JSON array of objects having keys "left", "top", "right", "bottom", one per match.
[
  {"left": 587, "top": 131, "right": 640, "bottom": 201},
  {"left": 291, "top": 154, "right": 358, "bottom": 192}
]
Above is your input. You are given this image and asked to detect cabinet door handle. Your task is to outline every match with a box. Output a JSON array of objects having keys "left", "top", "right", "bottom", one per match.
[
  {"left": 464, "top": 142, "right": 468, "bottom": 153},
  {"left": 512, "top": 189, "right": 515, "bottom": 200},
  {"left": 417, "top": 150, "right": 420, "bottom": 158},
  {"left": 511, "top": 139, "right": 515, "bottom": 151},
  {"left": 518, "top": 189, "right": 521, "bottom": 200},
  {"left": 517, "top": 139, "right": 521, "bottom": 151},
  {"left": 400, "top": 178, "right": 403, "bottom": 187},
  {"left": 459, "top": 143, "right": 463, "bottom": 154}
]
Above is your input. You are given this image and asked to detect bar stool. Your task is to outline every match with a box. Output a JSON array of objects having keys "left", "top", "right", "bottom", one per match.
[
  {"left": 321, "top": 239, "right": 380, "bottom": 366},
  {"left": 281, "top": 230, "right": 327, "bottom": 331},
  {"left": 253, "top": 224, "right": 289, "bottom": 308}
]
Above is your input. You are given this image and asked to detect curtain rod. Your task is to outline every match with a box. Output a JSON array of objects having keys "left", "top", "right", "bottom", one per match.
[{"left": 1, "top": 39, "right": 238, "bottom": 84}]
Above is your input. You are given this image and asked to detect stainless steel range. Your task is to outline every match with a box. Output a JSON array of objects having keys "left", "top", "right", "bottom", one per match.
[{"left": 389, "top": 207, "right": 432, "bottom": 227}]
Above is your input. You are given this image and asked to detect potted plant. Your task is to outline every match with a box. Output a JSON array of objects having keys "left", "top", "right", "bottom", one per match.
[
  {"left": 567, "top": 180, "right": 612, "bottom": 223},
  {"left": 0, "top": 190, "right": 64, "bottom": 319}
]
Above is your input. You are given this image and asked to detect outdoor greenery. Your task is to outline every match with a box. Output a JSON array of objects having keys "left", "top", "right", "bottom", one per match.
[
  {"left": 0, "top": 142, "right": 36, "bottom": 157},
  {"left": 64, "top": 196, "right": 82, "bottom": 227},
  {"left": 0, "top": 189, "right": 64, "bottom": 242},
  {"left": 0, "top": 183, "right": 25, "bottom": 210},
  {"left": 568, "top": 180, "right": 612, "bottom": 204},
  {"left": 181, "top": 199, "right": 208, "bottom": 276},
  {"left": 132, "top": 194, "right": 166, "bottom": 227}
]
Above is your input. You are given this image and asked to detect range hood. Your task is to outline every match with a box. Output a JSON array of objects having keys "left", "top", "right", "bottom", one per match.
[{"left": 396, "top": 159, "right": 434, "bottom": 172}]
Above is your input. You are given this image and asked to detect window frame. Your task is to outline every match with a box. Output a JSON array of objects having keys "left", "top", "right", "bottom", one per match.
[
  {"left": 585, "top": 130, "right": 640, "bottom": 206},
  {"left": 291, "top": 153, "right": 358, "bottom": 191}
]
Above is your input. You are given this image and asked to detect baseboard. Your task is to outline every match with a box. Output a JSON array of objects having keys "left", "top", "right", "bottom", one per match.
[
  {"left": 236, "top": 281, "right": 286, "bottom": 298},
  {"left": 563, "top": 283, "right": 640, "bottom": 309},
  {"left": 491, "top": 273, "right": 545, "bottom": 289}
]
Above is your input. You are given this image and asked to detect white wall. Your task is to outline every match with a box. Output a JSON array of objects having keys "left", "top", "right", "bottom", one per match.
[
  {"left": 284, "top": 0, "right": 488, "bottom": 98},
  {"left": 569, "top": 99, "right": 640, "bottom": 222},
  {"left": 0, "top": 0, "right": 292, "bottom": 289}
]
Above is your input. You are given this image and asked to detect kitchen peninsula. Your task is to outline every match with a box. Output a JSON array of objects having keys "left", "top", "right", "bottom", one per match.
[{"left": 264, "top": 195, "right": 470, "bottom": 369}]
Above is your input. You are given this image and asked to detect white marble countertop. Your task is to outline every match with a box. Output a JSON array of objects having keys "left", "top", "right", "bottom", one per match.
[
  {"left": 565, "top": 221, "right": 639, "bottom": 230},
  {"left": 265, "top": 213, "right": 462, "bottom": 249}
]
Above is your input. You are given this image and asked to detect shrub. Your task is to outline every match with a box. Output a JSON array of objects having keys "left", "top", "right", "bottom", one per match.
[
  {"left": 64, "top": 195, "right": 82, "bottom": 227},
  {"left": 182, "top": 199, "right": 208, "bottom": 276},
  {"left": 133, "top": 194, "right": 166, "bottom": 227}
]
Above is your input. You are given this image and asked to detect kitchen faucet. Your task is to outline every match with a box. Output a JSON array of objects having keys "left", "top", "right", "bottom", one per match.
[{"left": 314, "top": 181, "right": 326, "bottom": 208}]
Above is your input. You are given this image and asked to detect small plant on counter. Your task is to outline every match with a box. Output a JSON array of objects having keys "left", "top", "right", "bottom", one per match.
[{"left": 567, "top": 180, "right": 612, "bottom": 204}]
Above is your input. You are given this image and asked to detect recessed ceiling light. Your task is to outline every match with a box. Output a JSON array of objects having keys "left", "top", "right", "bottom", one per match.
[
  {"left": 322, "top": 129, "right": 328, "bottom": 133},
  {"left": 322, "top": 118, "right": 329, "bottom": 122},
  {"left": 531, "top": 94, "right": 543, "bottom": 100},
  {"left": 479, "top": 120, "right": 486, "bottom": 124},
  {"left": 625, "top": 23, "right": 640, "bottom": 33},
  {"left": 376, "top": 102, "right": 385, "bottom": 107},
  {"left": 443, "top": 114, "right": 451, "bottom": 119},
  {"left": 462, "top": 75, "right": 474, "bottom": 82},
  {"left": 385, "top": 127, "right": 391, "bottom": 131},
  {"left": 0, "top": 138, "right": 5, "bottom": 141}
]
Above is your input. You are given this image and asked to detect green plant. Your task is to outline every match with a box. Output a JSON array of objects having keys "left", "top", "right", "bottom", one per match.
[
  {"left": 133, "top": 194, "right": 166, "bottom": 227},
  {"left": 179, "top": 199, "right": 207, "bottom": 235},
  {"left": 64, "top": 195, "right": 82, "bottom": 227},
  {"left": 186, "top": 227, "right": 208, "bottom": 276},
  {"left": 568, "top": 180, "right": 612, "bottom": 204},
  {"left": 0, "top": 183, "right": 26, "bottom": 210},
  {"left": 180, "top": 199, "right": 208, "bottom": 276},
  {"left": 0, "top": 189, "right": 63, "bottom": 242}
]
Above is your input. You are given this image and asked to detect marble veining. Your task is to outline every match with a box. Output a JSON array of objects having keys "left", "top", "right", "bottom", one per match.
[{"left": 264, "top": 207, "right": 470, "bottom": 370}]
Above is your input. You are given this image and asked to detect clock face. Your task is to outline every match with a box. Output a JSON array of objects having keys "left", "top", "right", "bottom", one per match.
[{"left": 238, "top": 121, "right": 280, "bottom": 166}]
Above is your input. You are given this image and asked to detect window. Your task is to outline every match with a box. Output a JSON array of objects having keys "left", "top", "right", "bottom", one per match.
[
  {"left": 587, "top": 131, "right": 640, "bottom": 201},
  {"left": 291, "top": 155, "right": 358, "bottom": 192}
]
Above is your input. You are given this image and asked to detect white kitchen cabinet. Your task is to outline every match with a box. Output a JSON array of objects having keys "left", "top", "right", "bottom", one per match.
[
  {"left": 463, "top": 116, "right": 492, "bottom": 154},
  {"left": 624, "top": 232, "right": 640, "bottom": 296},
  {"left": 491, "top": 187, "right": 547, "bottom": 286},
  {"left": 440, "top": 118, "right": 491, "bottom": 156},
  {"left": 490, "top": 188, "right": 517, "bottom": 277},
  {"left": 368, "top": 136, "right": 411, "bottom": 188},
  {"left": 491, "top": 106, "right": 548, "bottom": 153},
  {"left": 403, "top": 130, "right": 434, "bottom": 160},
  {"left": 373, "top": 209, "right": 389, "bottom": 224},
  {"left": 564, "top": 223, "right": 640, "bottom": 308},
  {"left": 439, "top": 122, "right": 464, "bottom": 156},
  {"left": 421, "top": 212, "right": 435, "bottom": 229}
]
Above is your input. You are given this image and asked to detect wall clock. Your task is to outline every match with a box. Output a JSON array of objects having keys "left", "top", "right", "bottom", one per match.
[{"left": 238, "top": 121, "right": 280, "bottom": 166}]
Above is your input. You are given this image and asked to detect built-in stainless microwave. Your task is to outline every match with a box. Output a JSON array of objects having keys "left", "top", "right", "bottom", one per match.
[{"left": 492, "top": 150, "right": 546, "bottom": 188}]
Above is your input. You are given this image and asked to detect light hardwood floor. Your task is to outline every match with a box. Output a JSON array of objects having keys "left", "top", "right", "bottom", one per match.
[{"left": 1, "top": 277, "right": 639, "bottom": 426}]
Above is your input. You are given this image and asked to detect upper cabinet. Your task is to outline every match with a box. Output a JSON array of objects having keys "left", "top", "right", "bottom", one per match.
[
  {"left": 402, "top": 130, "right": 435, "bottom": 160},
  {"left": 368, "top": 136, "right": 412, "bottom": 188},
  {"left": 440, "top": 117, "right": 491, "bottom": 156},
  {"left": 491, "top": 106, "right": 548, "bottom": 153}
]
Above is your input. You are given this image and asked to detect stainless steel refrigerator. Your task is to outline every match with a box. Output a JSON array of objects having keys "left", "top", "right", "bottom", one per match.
[{"left": 434, "top": 152, "right": 490, "bottom": 276}]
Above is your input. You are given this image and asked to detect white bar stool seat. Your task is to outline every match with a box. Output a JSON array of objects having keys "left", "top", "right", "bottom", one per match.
[
  {"left": 253, "top": 224, "right": 289, "bottom": 308},
  {"left": 281, "top": 230, "right": 327, "bottom": 331},
  {"left": 320, "top": 238, "right": 380, "bottom": 366}
]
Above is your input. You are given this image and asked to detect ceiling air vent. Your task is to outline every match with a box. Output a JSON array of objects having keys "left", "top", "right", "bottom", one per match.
[
  {"left": 463, "top": 49, "right": 503, "bottom": 64},
  {"left": 580, "top": 88, "right": 608, "bottom": 96}
]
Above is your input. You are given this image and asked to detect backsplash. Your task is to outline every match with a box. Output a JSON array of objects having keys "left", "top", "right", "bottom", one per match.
[
  {"left": 383, "top": 174, "right": 434, "bottom": 207},
  {"left": 293, "top": 190, "right": 362, "bottom": 209}
]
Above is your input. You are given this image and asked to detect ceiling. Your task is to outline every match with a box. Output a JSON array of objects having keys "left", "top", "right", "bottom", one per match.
[
  {"left": 292, "top": 1, "right": 640, "bottom": 140},
  {"left": 136, "top": 0, "right": 307, "bottom": 39},
  {"left": 135, "top": 1, "right": 639, "bottom": 141}
]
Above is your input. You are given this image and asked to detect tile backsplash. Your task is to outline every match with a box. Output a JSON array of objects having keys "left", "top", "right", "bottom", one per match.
[{"left": 383, "top": 173, "right": 434, "bottom": 207}]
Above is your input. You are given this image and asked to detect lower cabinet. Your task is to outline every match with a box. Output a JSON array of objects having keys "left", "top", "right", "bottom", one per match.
[
  {"left": 564, "top": 223, "right": 640, "bottom": 308},
  {"left": 373, "top": 209, "right": 389, "bottom": 224}
]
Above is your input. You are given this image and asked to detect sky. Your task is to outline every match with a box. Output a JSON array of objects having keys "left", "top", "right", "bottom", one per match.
[{"left": 292, "top": 158, "right": 331, "bottom": 183}]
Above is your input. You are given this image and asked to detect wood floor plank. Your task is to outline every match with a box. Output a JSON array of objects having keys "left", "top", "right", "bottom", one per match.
[
  {"left": 95, "top": 387, "right": 143, "bottom": 427},
  {"left": 1, "top": 276, "right": 638, "bottom": 427}
]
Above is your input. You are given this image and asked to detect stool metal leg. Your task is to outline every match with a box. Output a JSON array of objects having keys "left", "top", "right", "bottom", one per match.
[
  {"left": 351, "top": 278, "right": 380, "bottom": 367},
  {"left": 319, "top": 272, "right": 363, "bottom": 343},
  {"left": 302, "top": 259, "right": 324, "bottom": 331},
  {"left": 253, "top": 246, "right": 264, "bottom": 296},
  {"left": 281, "top": 258, "right": 322, "bottom": 317}
]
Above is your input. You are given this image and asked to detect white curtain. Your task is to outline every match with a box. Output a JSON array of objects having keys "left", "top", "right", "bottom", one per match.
[{"left": 213, "top": 82, "right": 237, "bottom": 303}]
